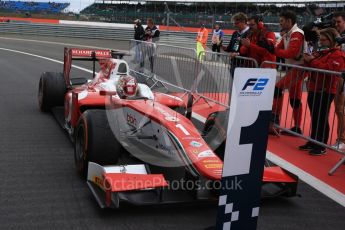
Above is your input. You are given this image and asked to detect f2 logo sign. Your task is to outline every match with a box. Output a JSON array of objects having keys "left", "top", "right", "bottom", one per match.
[{"left": 242, "top": 78, "right": 269, "bottom": 91}]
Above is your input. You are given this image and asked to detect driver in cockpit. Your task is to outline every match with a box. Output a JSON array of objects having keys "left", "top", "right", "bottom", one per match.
[{"left": 116, "top": 75, "right": 139, "bottom": 99}]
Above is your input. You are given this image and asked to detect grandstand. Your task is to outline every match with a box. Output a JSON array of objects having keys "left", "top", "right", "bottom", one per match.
[
  {"left": 80, "top": 0, "right": 345, "bottom": 29},
  {"left": 0, "top": 1, "right": 70, "bottom": 14}
]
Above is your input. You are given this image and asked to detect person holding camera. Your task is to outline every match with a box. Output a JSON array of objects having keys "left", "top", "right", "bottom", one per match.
[
  {"left": 332, "top": 11, "right": 345, "bottom": 150},
  {"left": 239, "top": 15, "right": 276, "bottom": 68},
  {"left": 141, "top": 18, "right": 160, "bottom": 72},
  {"left": 134, "top": 19, "right": 145, "bottom": 64},
  {"left": 134, "top": 19, "right": 144, "bottom": 41},
  {"left": 271, "top": 10, "right": 306, "bottom": 135},
  {"left": 299, "top": 28, "right": 345, "bottom": 155},
  {"left": 143, "top": 18, "right": 160, "bottom": 43},
  {"left": 334, "top": 12, "right": 345, "bottom": 50}
]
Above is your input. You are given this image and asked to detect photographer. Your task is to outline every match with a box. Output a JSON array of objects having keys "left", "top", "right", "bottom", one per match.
[
  {"left": 143, "top": 18, "right": 160, "bottom": 43},
  {"left": 141, "top": 18, "right": 160, "bottom": 72},
  {"left": 134, "top": 19, "right": 144, "bottom": 41},
  {"left": 134, "top": 19, "right": 144, "bottom": 64},
  {"left": 332, "top": 11, "right": 345, "bottom": 150},
  {"left": 271, "top": 10, "right": 306, "bottom": 135},
  {"left": 239, "top": 15, "right": 276, "bottom": 68},
  {"left": 334, "top": 12, "right": 345, "bottom": 51}
]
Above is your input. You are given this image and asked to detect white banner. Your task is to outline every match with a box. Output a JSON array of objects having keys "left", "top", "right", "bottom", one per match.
[
  {"left": 223, "top": 68, "right": 276, "bottom": 177},
  {"left": 216, "top": 68, "right": 276, "bottom": 230}
]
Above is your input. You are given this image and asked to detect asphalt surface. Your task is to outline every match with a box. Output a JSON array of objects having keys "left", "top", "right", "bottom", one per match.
[{"left": 0, "top": 34, "right": 344, "bottom": 229}]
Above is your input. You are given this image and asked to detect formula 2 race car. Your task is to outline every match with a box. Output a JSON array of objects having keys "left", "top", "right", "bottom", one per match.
[{"left": 38, "top": 47, "right": 298, "bottom": 208}]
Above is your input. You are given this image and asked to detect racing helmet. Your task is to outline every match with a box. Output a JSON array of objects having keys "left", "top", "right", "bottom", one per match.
[{"left": 116, "top": 75, "right": 138, "bottom": 98}]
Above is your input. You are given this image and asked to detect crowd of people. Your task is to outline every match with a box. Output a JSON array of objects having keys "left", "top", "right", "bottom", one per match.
[
  {"left": 207, "top": 10, "right": 345, "bottom": 155},
  {"left": 134, "top": 10, "right": 345, "bottom": 156},
  {"left": 82, "top": 2, "right": 343, "bottom": 28},
  {"left": 0, "top": 1, "right": 69, "bottom": 13},
  {"left": 133, "top": 18, "right": 160, "bottom": 72}
]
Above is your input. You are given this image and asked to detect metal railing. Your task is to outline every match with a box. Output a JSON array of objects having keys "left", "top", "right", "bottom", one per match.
[
  {"left": 154, "top": 43, "right": 198, "bottom": 92},
  {"left": 127, "top": 40, "right": 258, "bottom": 109},
  {"left": 262, "top": 61, "right": 345, "bottom": 175},
  {"left": 128, "top": 39, "right": 198, "bottom": 92},
  {"left": 194, "top": 51, "right": 258, "bottom": 107}
]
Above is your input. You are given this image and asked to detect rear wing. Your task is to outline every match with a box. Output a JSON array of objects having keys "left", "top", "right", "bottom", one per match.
[
  {"left": 69, "top": 48, "right": 129, "bottom": 60},
  {"left": 71, "top": 48, "right": 112, "bottom": 59},
  {"left": 63, "top": 47, "right": 129, "bottom": 87}
]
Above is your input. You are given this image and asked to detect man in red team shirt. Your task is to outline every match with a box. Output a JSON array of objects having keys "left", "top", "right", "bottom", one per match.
[
  {"left": 272, "top": 10, "right": 306, "bottom": 134},
  {"left": 240, "top": 15, "right": 276, "bottom": 68}
]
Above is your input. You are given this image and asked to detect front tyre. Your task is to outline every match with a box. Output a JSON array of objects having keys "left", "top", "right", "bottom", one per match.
[{"left": 74, "top": 110, "right": 122, "bottom": 178}]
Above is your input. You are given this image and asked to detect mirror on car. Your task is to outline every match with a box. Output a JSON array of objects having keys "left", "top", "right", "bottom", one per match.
[{"left": 99, "top": 90, "right": 117, "bottom": 96}]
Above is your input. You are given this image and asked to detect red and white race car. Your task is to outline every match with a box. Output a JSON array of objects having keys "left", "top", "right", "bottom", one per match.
[{"left": 38, "top": 48, "right": 298, "bottom": 208}]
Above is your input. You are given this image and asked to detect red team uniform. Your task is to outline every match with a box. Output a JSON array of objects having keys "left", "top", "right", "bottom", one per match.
[{"left": 272, "top": 24, "right": 306, "bottom": 132}]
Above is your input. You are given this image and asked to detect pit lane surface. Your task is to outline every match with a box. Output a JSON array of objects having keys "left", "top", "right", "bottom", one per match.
[{"left": 0, "top": 34, "right": 344, "bottom": 229}]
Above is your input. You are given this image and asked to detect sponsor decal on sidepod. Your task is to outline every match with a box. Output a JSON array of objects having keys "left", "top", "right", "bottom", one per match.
[
  {"left": 190, "top": 141, "right": 203, "bottom": 148},
  {"left": 197, "top": 150, "right": 214, "bottom": 158},
  {"left": 205, "top": 164, "right": 223, "bottom": 169}
]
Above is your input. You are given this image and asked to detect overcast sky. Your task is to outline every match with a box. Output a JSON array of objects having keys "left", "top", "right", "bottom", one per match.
[{"left": 67, "top": 0, "right": 94, "bottom": 12}]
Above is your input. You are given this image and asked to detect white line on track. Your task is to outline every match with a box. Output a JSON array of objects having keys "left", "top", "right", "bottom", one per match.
[
  {"left": 266, "top": 151, "right": 345, "bottom": 207},
  {"left": 0, "top": 47, "right": 93, "bottom": 74}
]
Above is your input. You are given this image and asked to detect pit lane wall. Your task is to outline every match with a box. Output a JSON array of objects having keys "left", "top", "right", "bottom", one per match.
[
  {"left": 0, "top": 17, "right": 232, "bottom": 46},
  {"left": 1, "top": 16, "right": 235, "bottom": 32}
]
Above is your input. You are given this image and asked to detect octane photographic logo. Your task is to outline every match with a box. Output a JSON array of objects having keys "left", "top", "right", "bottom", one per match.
[{"left": 104, "top": 38, "right": 230, "bottom": 168}]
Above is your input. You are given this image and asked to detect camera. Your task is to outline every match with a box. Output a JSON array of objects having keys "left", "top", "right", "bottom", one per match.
[
  {"left": 302, "top": 13, "right": 335, "bottom": 43},
  {"left": 257, "top": 39, "right": 275, "bottom": 54},
  {"left": 336, "top": 36, "right": 345, "bottom": 45},
  {"left": 303, "top": 13, "right": 345, "bottom": 46},
  {"left": 313, "top": 13, "right": 335, "bottom": 29}
]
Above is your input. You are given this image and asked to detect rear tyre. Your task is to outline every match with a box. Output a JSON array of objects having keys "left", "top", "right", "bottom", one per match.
[
  {"left": 38, "top": 72, "right": 66, "bottom": 112},
  {"left": 74, "top": 110, "right": 122, "bottom": 178}
]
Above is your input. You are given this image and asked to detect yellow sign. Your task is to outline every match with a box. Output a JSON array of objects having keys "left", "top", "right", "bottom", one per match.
[{"left": 196, "top": 41, "right": 205, "bottom": 61}]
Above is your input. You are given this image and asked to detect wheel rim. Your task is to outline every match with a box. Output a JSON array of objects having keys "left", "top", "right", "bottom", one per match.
[
  {"left": 38, "top": 78, "right": 44, "bottom": 108},
  {"left": 75, "top": 125, "right": 86, "bottom": 172}
]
